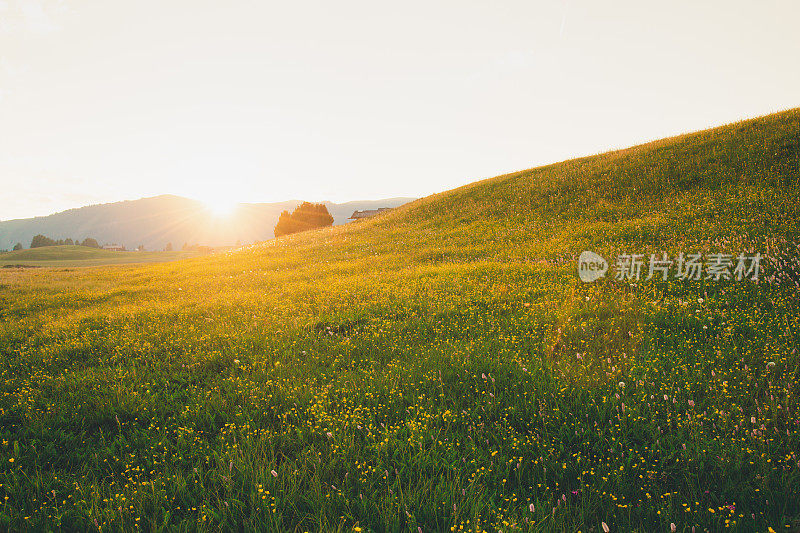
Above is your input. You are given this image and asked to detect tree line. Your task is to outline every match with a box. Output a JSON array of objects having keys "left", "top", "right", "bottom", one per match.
[{"left": 22, "top": 235, "right": 102, "bottom": 249}]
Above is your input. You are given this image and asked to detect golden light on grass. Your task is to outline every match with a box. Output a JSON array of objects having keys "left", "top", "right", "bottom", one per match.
[{"left": 0, "top": 109, "right": 798, "bottom": 532}]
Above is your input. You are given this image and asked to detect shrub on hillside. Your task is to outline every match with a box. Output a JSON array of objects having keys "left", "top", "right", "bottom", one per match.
[{"left": 274, "top": 202, "right": 334, "bottom": 238}]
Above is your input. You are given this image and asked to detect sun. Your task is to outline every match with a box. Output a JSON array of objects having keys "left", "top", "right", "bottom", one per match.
[{"left": 203, "top": 198, "right": 239, "bottom": 218}]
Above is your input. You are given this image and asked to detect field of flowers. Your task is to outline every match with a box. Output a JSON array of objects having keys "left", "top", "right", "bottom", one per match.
[{"left": 0, "top": 109, "right": 798, "bottom": 531}]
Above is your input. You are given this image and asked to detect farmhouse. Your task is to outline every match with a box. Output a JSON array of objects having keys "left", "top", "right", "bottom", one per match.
[
  {"left": 102, "top": 244, "right": 125, "bottom": 251},
  {"left": 349, "top": 207, "right": 392, "bottom": 220}
]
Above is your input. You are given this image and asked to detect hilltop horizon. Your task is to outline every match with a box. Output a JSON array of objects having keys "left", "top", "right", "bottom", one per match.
[
  {"left": 0, "top": 194, "right": 416, "bottom": 251},
  {"left": 0, "top": 193, "right": 418, "bottom": 223}
]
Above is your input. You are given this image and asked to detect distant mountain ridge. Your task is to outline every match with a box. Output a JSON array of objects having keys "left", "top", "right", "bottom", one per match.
[{"left": 0, "top": 195, "right": 415, "bottom": 251}]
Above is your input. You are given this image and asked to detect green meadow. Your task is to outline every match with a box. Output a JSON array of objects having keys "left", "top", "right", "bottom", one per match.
[
  {"left": 0, "top": 109, "right": 798, "bottom": 531},
  {"left": 0, "top": 246, "right": 197, "bottom": 268}
]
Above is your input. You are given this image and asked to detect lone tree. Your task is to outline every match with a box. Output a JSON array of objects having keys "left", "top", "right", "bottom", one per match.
[
  {"left": 13, "top": 242, "right": 22, "bottom": 251},
  {"left": 165, "top": 242, "right": 173, "bottom": 251},
  {"left": 274, "top": 202, "right": 334, "bottom": 238},
  {"left": 80, "top": 237, "right": 100, "bottom": 248}
]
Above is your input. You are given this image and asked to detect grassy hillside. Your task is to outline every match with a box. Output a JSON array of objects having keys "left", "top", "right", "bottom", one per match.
[
  {"left": 0, "top": 109, "right": 798, "bottom": 532},
  {"left": 0, "top": 245, "right": 197, "bottom": 267}
]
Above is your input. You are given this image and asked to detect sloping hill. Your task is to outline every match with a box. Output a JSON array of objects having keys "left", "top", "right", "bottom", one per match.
[
  {"left": 381, "top": 108, "right": 798, "bottom": 264},
  {"left": 0, "top": 196, "right": 415, "bottom": 251},
  {"left": 0, "top": 245, "right": 197, "bottom": 267},
  {"left": 0, "top": 245, "right": 120, "bottom": 262},
  {"left": 0, "top": 109, "right": 798, "bottom": 531}
]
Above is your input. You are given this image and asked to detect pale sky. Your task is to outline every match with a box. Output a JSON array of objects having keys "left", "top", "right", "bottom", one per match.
[{"left": 1, "top": 0, "right": 798, "bottom": 220}]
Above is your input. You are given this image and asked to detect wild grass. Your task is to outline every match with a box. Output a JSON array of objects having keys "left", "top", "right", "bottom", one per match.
[{"left": 0, "top": 109, "right": 798, "bottom": 531}]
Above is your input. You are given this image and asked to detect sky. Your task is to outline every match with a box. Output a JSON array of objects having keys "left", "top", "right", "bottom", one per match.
[{"left": 1, "top": 0, "right": 799, "bottom": 220}]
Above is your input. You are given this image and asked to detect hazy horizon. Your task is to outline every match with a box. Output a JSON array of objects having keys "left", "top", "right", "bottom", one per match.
[
  {"left": 0, "top": 193, "right": 418, "bottom": 222},
  {"left": 2, "top": 0, "right": 799, "bottom": 220}
]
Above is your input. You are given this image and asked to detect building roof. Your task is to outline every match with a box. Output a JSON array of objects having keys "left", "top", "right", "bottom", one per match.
[{"left": 349, "top": 207, "right": 392, "bottom": 219}]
